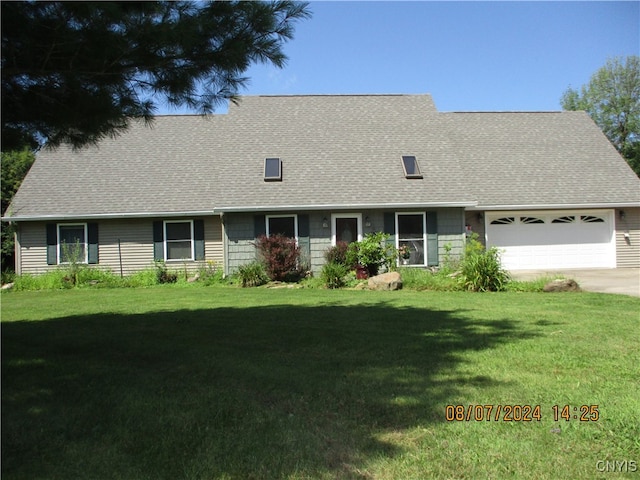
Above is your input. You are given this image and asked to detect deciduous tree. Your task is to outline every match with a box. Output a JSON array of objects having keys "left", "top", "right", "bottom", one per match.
[
  {"left": 561, "top": 56, "right": 640, "bottom": 176},
  {"left": 1, "top": 149, "right": 35, "bottom": 272}
]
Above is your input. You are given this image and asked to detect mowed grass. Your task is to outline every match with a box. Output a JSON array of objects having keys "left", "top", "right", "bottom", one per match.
[{"left": 2, "top": 287, "right": 639, "bottom": 479}]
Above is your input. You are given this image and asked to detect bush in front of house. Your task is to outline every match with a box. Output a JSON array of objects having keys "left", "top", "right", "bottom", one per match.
[
  {"left": 345, "top": 232, "right": 396, "bottom": 277},
  {"left": 320, "top": 261, "right": 350, "bottom": 289},
  {"left": 154, "top": 261, "right": 178, "bottom": 284},
  {"left": 237, "top": 261, "right": 269, "bottom": 287},
  {"left": 397, "top": 267, "right": 460, "bottom": 291},
  {"left": 10, "top": 267, "right": 125, "bottom": 290},
  {"left": 254, "top": 234, "right": 302, "bottom": 282},
  {"left": 459, "top": 235, "right": 510, "bottom": 292},
  {"left": 197, "top": 260, "right": 225, "bottom": 286},
  {"left": 324, "top": 241, "right": 350, "bottom": 266}
]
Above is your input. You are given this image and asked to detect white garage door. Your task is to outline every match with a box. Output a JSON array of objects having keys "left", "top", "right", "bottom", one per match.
[{"left": 486, "top": 210, "right": 615, "bottom": 270}]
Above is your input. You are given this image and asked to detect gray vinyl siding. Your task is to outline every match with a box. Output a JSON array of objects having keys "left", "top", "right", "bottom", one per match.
[
  {"left": 16, "top": 217, "right": 223, "bottom": 275},
  {"left": 308, "top": 214, "right": 332, "bottom": 273},
  {"left": 223, "top": 213, "right": 257, "bottom": 274},
  {"left": 435, "top": 208, "right": 466, "bottom": 260},
  {"left": 616, "top": 207, "right": 640, "bottom": 268},
  {"left": 361, "top": 208, "right": 465, "bottom": 265},
  {"left": 223, "top": 209, "right": 466, "bottom": 274}
]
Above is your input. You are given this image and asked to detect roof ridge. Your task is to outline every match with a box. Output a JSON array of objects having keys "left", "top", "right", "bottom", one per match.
[
  {"left": 245, "top": 93, "right": 431, "bottom": 98},
  {"left": 442, "top": 110, "right": 568, "bottom": 114}
]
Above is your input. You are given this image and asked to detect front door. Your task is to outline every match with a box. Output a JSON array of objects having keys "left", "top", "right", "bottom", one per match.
[{"left": 332, "top": 214, "right": 362, "bottom": 245}]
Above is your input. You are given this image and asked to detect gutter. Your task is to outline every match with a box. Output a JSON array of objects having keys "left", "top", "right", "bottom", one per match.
[
  {"left": 1, "top": 210, "right": 216, "bottom": 222},
  {"left": 214, "top": 201, "right": 478, "bottom": 213},
  {"left": 467, "top": 202, "right": 640, "bottom": 211}
]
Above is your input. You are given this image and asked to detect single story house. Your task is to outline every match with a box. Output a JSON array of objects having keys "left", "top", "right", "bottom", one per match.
[{"left": 3, "top": 94, "right": 640, "bottom": 276}]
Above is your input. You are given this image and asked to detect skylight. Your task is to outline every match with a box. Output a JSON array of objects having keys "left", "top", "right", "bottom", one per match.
[
  {"left": 264, "top": 158, "right": 282, "bottom": 181},
  {"left": 402, "top": 156, "right": 422, "bottom": 178}
]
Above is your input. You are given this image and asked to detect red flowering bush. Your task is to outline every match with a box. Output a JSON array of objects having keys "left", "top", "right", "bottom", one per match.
[{"left": 254, "top": 234, "right": 302, "bottom": 281}]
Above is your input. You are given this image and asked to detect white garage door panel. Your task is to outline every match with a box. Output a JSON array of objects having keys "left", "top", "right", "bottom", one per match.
[{"left": 486, "top": 211, "right": 615, "bottom": 270}]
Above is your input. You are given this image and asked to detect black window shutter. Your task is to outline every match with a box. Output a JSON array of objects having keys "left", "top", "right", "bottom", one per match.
[
  {"left": 253, "top": 215, "right": 266, "bottom": 260},
  {"left": 426, "top": 211, "right": 439, "bottom": 266},
  {"left": 254, "top": 215, "right": 266, "bottom": 238},
  {"left": 46, "top": 224, "right": 57, "bottom": 265},
  {"left": 194, "top": 219, "right": 205, "bottom": 260},
  {"left": 87, "top": 223, "right": 99, "bottom": 264},
  {"left": 383, "top": 212, "right": 396, "bottom": 249},
  {"left": 153, "top": 221, "right": 164, "bottom": 261},
  {"left": 297, "top": 214, "right": 310, "bottom": 266}
]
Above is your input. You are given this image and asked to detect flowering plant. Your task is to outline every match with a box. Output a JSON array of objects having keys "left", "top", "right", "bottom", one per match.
[{"left": 398, "top": 245, "right": 411, "bottom": 259}]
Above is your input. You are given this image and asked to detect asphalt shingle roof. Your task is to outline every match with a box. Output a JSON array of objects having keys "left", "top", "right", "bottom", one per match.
[{"left": 5, "top": 94, "right": 639, "bottom": 220}]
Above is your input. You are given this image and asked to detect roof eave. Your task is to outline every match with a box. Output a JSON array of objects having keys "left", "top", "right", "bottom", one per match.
[
  {"left": 214, "top": 201, "right": 477, "bottom": 214},
  {"left": 1, "top": 210, "right": 216, "bottom": 222},
  {"left": 468, "top": 202, "right": 640, "bottom": 211}
]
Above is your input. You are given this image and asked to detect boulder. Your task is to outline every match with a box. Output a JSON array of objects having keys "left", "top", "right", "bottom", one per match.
[
  {"left": 367, "top": 271, "right": 403, "bottom": 291},
  {"left": 187, "top": 272, "right": 201, "bottom": 283},
  {"left": 543, "top": 279, "right": 580, "bottom": 292}
]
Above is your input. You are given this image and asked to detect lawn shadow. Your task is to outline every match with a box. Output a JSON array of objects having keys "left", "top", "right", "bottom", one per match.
[{"left": 2, "top": 302, "right": 540, "bottom": 479}]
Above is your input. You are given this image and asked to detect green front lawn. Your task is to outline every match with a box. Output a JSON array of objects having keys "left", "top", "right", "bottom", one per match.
[{"left": 2, "top": 287, "right": 639, "bottom": 479}]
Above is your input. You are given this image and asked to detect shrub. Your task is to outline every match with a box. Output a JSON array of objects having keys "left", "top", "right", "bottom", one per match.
[
  {"left": 197, "top": 260, "right": 225, "bottom": 285},
  {"left": 321, "top": 261, "right": 350, "bottom": 289},
  {"left": 254, "top": 234, "right": 302, "bottom": 281},
  {"left": 324, "top": 241, "right": 350, "bottom": 266},
  {"left": 398, "top": 267, "right": 460, "bottom": 291},
  {"left": 76, "top": 267, "right": 125, "bottom": 288},
  {"left": 12, "top": 271, "right": 67, "bottom": 291},
  {"left": 60, "top": 241, "right": 85, "bottom": 286},
  {"left": 154, "top": 261, "right": 177, "bottom": 284},
  {"left": 126, "top": 267, "right": 159, "bottom": 287},
  {"left": 1, "top": 269, "right": 15, "bottom": 285},
  {"left": 237, "top": 261, "right": 269, "bottom": 287},
  {"left": 345, "top": 232, "right": 396, "bottom": 276},
  {"left": 460, "top": 247, "right": 510, "bottom": 292}
]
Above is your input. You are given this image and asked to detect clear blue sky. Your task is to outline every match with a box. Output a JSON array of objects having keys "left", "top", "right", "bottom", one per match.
[{"left": 233, "top": 1, "right": 639, "bottom": 112}]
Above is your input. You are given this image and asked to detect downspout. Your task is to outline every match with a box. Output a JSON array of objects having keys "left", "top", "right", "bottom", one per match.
[
  {"left": 220, "top": 213, "right": 229, "bottom": 277},
  {"left": 13, "top": 223, "right": 21, "bottom": 276}
]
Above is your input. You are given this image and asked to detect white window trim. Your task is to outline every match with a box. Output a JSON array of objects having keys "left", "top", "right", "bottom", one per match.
[
  {"left": 331, "top": 213, "right": 363, "bottom": 246},
  {"left": 395, "top": 212, "right": 427, "bottom": 267},
  {"left": 265, "top": 214, "right": 299, "bottom": 242},
  {"left": 57, "top": 223, "right": 88, "bottom": 264},
  {"left": 164, "top": 219, "right": 195, "bottom": 261}
]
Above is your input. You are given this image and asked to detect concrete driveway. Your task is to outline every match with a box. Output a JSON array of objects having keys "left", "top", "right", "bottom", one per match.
[{"left": 509, "top": 268, "right": 640, "bottom": 297}]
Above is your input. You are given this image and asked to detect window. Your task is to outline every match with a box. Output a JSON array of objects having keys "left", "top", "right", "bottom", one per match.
[
  {"left": 401, "top": 156, "right": 423, "bottom": 178},
  {"left": 264, "top": 157, "right": 282, "bottom": 181},
  {"left": 396, "top": 213, "right": 426, "bottom": 266},
  {"left": 552, "top": 216, "right": 575, "bottom": 224},
  {"left": 266, "top": 215, "right": 297, "bottom": 239},
  {"left": 520, "top": 216, "right": 544, "bottom": 224},
  {"left": 490, "top": 217, "right": 515, "bottom": 225},
  {"left": 581, "top": 215, "right": 605, "bottom": 223},
  {"left": 58, "top": 224, "right": 87, "bottom": 263},
  {"left": 165, "top": 221, "right": 194, "bottom": 260}
]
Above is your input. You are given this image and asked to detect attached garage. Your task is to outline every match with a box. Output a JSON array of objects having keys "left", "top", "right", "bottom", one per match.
[{"left": 486, "top": 210, "right": 616, "bottom": 270}]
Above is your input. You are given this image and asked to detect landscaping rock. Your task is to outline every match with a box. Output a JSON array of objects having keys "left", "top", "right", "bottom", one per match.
[
  {"left": 543, "top": 279, "right": 580, "bottom": 292},
  {"left": 367, "top": 271, "right": 403, "bottom": 291}
]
